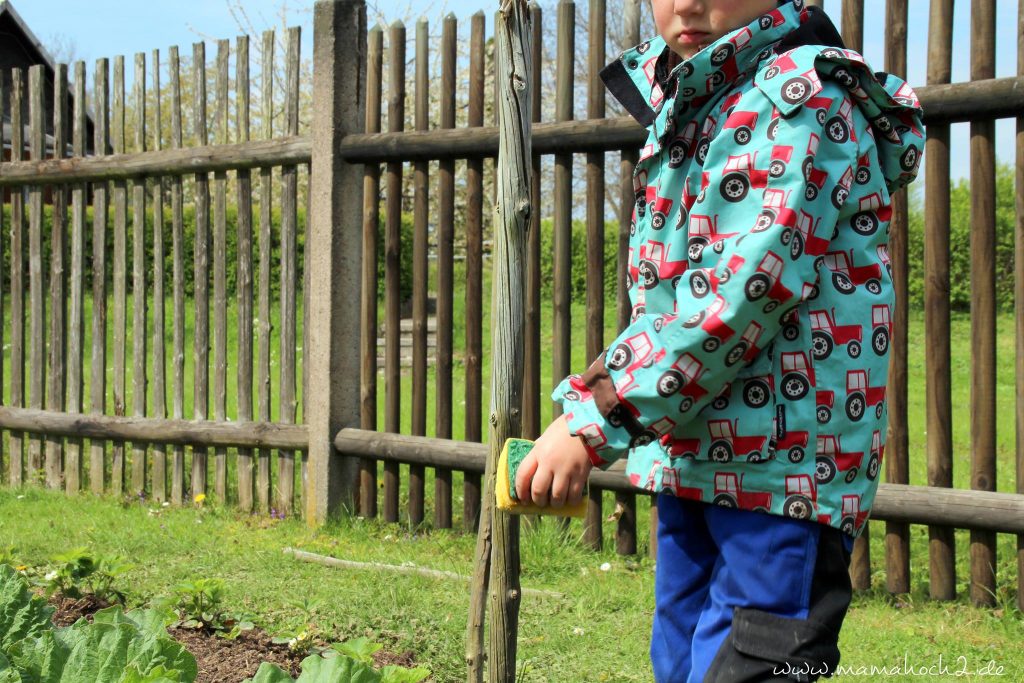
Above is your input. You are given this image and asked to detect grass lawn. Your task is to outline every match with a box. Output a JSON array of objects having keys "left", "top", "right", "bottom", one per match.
[{"left": 0, "top": 261, "right": 1022, "bottom": 681}]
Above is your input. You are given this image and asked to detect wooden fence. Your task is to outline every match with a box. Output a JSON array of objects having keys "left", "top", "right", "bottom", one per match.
[{"left": 1, "top": 0, "right": 1023, "bottom": 611}]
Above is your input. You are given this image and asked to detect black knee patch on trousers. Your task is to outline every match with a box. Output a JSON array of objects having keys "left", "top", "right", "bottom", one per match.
[{"left": 703, "top": 527, "right": 854, "bottom": 682}]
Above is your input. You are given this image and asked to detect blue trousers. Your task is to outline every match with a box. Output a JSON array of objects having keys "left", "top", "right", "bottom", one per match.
[{"left": 651, "top": 494, "right": 855, "bottom": 683}]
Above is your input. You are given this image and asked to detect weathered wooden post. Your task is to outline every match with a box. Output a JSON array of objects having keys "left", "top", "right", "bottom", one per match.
[
  {"left": 466, "top": 1, "right": 531, "bottom": 681},
  {"left": 305, "top": 0, "right": 366, "bottom": 524}
]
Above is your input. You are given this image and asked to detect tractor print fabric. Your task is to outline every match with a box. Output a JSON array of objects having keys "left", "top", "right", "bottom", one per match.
[{"left": 550, "top": 0, "right": 924, "bottom": 540}]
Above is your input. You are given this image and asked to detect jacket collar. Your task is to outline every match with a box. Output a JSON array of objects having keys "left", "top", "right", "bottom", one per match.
[{"left": 601, "top": 0, "right": 812, "bottom": 127}]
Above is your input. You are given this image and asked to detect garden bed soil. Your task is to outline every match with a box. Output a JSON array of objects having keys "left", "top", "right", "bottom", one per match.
[{"left": 45, "top": 592, "right": 421, "bottom": 683}]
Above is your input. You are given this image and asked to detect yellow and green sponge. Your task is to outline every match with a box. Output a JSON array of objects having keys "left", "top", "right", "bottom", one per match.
[{"left": 495, "top": 437, "right": 588, "bottom": 518}]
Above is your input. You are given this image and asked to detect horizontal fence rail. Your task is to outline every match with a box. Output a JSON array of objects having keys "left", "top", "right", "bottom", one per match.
[{"left": 332, "top": 428, "right": 1024, "bottom": 535}]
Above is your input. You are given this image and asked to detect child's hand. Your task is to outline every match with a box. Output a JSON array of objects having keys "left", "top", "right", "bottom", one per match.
[{"left": 514, "top": 414, "right": 593, "bottom": 509}]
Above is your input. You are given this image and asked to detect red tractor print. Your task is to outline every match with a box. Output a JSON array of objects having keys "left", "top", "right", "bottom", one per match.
[
  {"left": 850, "top": 191, "right": 892, "bottom": 236},
  {"left": 667, "top": 120, "right": 699, "bottom": 168},
  {"left": 720, "top": 90, "right": 744, "bottom": 118},
  {"left": 838, "top": 494, "right": 869, "bottom": 535},
  {"left": 574, "top": 421, "right": 608, "bottom": 452},
  {"left": 867, "top": 429, "right": 883, "bottom": 480},
  {"left": 650, "top": 194, "right": 674, "bottom": 230},
  {"left": 780, "top": 304, "right": 801, "bottom": 341},
  {"left": 719, "top": 151, "right": 769, "bottom": 203},
  {"left": 660, "top": 433, "right": 703, "bottom": 460},
  {"left": 776, "top": 66, "right": 822, "bottom": 107},
  {"left": 871, "top": 304, "right": 891, "bottom": 355},
  {"left": 694, "top": 115, "right": 718, "bottom": 166},
  {"left": 755, "top": 188, "right": 799, "bottom": 249},
  {"left": 676, "top": 176, "right": 700, "bottom": 231},
  {"left": 767, "top": 144, "right": 794, "bottom": 179},
  {"left": 690, "top": 254, "right": 745, "bottom": 299},
  {"left": 681, "top": 294, "right": 736, "bottom": 352},
  {"left": 639, "top": 240, "right": 688, "bottom": 290},
  {"left": 854, "top": 151, "right": 872, "bottom": 185},
  {"left": 626, "top": 245, "right": 639, "bottom": 291},
  {"left": 820, "top": 249, "right": 883, "bottom": 295},
  {"left": 780, "top": 351, "right": 815, "bottom": 400},
  {"left": 758, "top": 7, "right": 787, "bottom": 31},
  {"left": 877, "top": 243, "right": 892, "bottom": 278},
  {"left": 825, "top": 97, "right": 857, "bottom": 145},
  {"left": 816, "top": 389, "right": 834, "bottom": 424},
  {"left": 725, "top": 320, "right": 764, "bottom": 366},
  {"left": 845, "top": 368, "right": 886, "bottom": 421},
  {"left": 832, "top": 165, "right": 854, "bottom": 210},
  {"left": 723, "top": 109, "right": 759, "bottom": 145},
  {"left": 631, "top": 415, "right": 677, "bottom": 449},
  {"left": 815, "top": 433, "right": 865, "bottom": 484},
  {"left": 656, "top": 351, "right": 707, "bottom": 401},
  {"left": 660, "top": 465, "right": 704, "bottom": 501},
  {"left": 713, "top": 472, "right": 772, "bottom": 512},
  {"left": 809, "top": 308, "right": 863, "bottom": 360},
  {"left": 782, "top": 474, "right": 817, "bottom": 520},
  {"left": 561, "top": 374, "right": 595, "bottom": 403},
  {"left": 802, "top": 155, "right": 830, "bottom": 202},
  {"left": 688, "top": 213, "right": 738, "bottom": 262},
  {"left": 707, "top": 419, "right": 769, "bottom": 463},
  {"left": 777, "top": 428, "right": 810, "bottom": 464},
  {"left": 743, "top": 251, "right": 794, "bottom": 313},
  {"left": 607, "top": 331, "right": 660, "bottom": 390},
  {"left": 791, "top": 210, "right": 831, "bottom": 263},
  {"left": 710, "top": 26, "right": 752, "bottom": 66}
]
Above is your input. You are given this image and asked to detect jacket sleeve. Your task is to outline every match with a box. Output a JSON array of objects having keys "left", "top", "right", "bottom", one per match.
[{"left": 552, "top": 79, "right": 862, "bottom": 470}]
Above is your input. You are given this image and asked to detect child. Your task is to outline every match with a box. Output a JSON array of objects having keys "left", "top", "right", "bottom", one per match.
[{"left": 514, "top": 0, "right": 924, "bottom": 680}]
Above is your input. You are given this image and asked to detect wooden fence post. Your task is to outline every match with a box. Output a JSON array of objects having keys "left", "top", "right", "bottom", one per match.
[
  {"left": 305, "top": 0, "right": 367, "bottom": 525},
  {"left": 466, "top": 2, "right": 532, "bottom": 680}
]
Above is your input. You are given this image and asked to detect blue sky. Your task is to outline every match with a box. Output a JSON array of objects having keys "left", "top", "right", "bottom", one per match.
[{"left": 14, "top": 0, "right": 1020, "bottom": 181}]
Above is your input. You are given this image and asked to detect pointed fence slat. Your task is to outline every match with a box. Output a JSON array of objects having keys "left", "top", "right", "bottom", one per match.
[
  {"left": 192, "top": 42, "right": 211, "bottom": 499},
  {"left": 89, "top": 59, "right": 109, "bottom": 495},
  {"left": 66, "top": 61, "right": 88, "bottom": 494},
  {"left": 213, "top": 39, "right": 230, "bottom": 502},
  {"left": 111, "top": 55, "right": 128, "bottom": 495},
  {"left": 236, "top": 35, "right": 255, "bottom": 513},
  {"left": 27, "top": 65, "right": 45, "bottom": 483},
  {"left": 257, "top": 30, "right": 275, "bottom": 513},
  {"left": 169, "top": 46, "right": 186, "bottom": 505},
  {"left": 151, "top": 49, "right": 168, "bottom": 503},
  {"left": 131, "top": 52, "right": 149, "bottom": 497}
]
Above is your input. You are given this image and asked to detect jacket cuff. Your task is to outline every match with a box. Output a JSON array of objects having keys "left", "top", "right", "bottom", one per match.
[{"left": 550, "top": 352, "right": 636, "bottom": 470}]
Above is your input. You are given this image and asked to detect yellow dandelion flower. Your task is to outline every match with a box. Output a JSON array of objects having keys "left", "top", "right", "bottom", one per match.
[{"left": 193, "top": 493, "right": 206, "bottom": 503}]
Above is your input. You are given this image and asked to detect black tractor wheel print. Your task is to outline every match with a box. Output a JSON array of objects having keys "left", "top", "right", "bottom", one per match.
[
  {"left": 826, "top": 116, "right": 849, "bottom": 143},
  {"left": 791, "top": 231, "right": 804, "bottom": 259},
  {"left": 639, "top": 261, "right": 658, "bottom": 288},
  {"left": 653, "top": 317, "right": 664, "bottom": 332},
  {"left": 709, "top": 71, "right": 725, "bottom": 88},
  {"left": 676, "top": 207, "right": 688, "bottom": 230},
  {"left": 609, "top": 343, "right": 632, "bottom": 370},
  {"left": 814, "top": 255, "right": 825, "bottom": 272},
  {"left": 744, "top": 379, "right": 770, "bottom": 408},
  {"left": 721, "top": 173, "right": 750, "bottom": 202},
  {"left": 638, "top": 40, "right": 651, "bottom": 54},
  {"left": 802, "top": 156, "right": 814, "bottom": 181},
  {"left": 657, "top": 370, "right": 683, "bottom": 397},
  {"left": 816, "top": 457, "right": 837, "bottom": 484},
  {"left": 631, "top": 430, "right": 657, "bottom": 449},
  {"left": 872, "top": 327, "right": 889, "bottom": 354},
  {"left": 820, "top": 47, "right": 842, "bottom": 59},
  {"left": 817, "top": 405, "right": 831, "bottom": 423},
  {"left": 713, "top": 240, "right": 726, "bottom": 254},
  {"left": 788, "top": 446, "right": 805, "bottom": 464},
  {"left": 755, "top": 211, "right": 775, "bottom": 232},
  {"left": 671, "top": 274, "right": 682, "bottom": 290},
  {"left": 714, "top": 494, "right": 738, "bottom": 507},
  {"left": 847, "top": 340, "right": 861, "bottom": 358},
  {"left": 702, "top": 337, "right": 720, "bottom": 353},
  {"left": 769, "top": 159, "right": 786, "bottom": 178},
  {"left": 781, "top": 77, "right": 811, "bottom": 105},
  {"left": 682, "top": 62, "right": 694, "bottom": 77},
  {"left": 815, "top": 108, "right": 827, "bottom": 126},
  {"left": 901, "top": 146, "right": 918, "bottom": 171},
  {"left": 684, "top": 310, "right": 705, "bottom": 328},
  {"left": 780, "top": 228, "right": 792, "bottom": 246},
  {"left": 855, "top": 166, "right": 870, "bottom": 184},
  {"left": 844, "top": 468, "right": 858, "bottom": 484},
  {"left": 710, "top": 441, "right": 733, "bottom": 463},
  {"left": 833, "top": 273, "right": 855, "bottom": 294},
  {"left": 846, "top": 393, "right": 865, "bottom": 421},
  {"left": 811, "top": 331, "right": 834, "bottom": 360},
  {"left": 783, "top": 373, "right": 809, "bottom": 400},
  {"left": 763, "top": 300, "right": 779, "bottom": 313},
  {"left": 711, "top": 43, "right": 734, "bottom": 66},
  {"left": 759, "top": 15, "right": 773, "bottom": 30},
  {"left": 783, "top": 324, "right": 799, "bottom": 341},
  {"left": 697, "top": 139, "right": 710, "bottom": 165},
  {"left": 784, "top": 496, "right": 812, "bottom": 519},
  {"left": 726, "top": 342, "right": 747, "bottom": 366},
  {"left": 669, "top": 142, "right": 686, "bottom": 167},
  {"left": 851, "top": 211, "right": 878, "bottom": 235},
  {"left": 679, "top": 396, "right": 694, "bottom": 413},
  {"left": 712, "top": 395, "right": 729, "bottom": 411},
  {"left": 689, "top": 239, "right": 706, "bottom": 262},
  {"left": 875, "top": 402, "right": 884, "bottom": 419},
  {"left": 831, "top": 185, "right": 849, "bottom": 209},
  {"left": 808, "top": 283, "right": 821, "bottom": 300},
  {"left": 765, "top": 65, "right": 781, "bottom": 80},
  {"left": 747, "top": 452, "right": 763, "bottom": 464},
  {"left": 867, "top": 453, "right": 880, "bottom": 480},
  {"left": 745, "top": 273, "right": 771, "bottom": 300},
  {"left": 652, "top": 212, "right": 666, "bottom": 229},
  {"left": 734, "top": 127, "right": 752, "bottom": 145},
  {"left": 841, "top": 517, "right": 856, "bottom": 535},
  {"left": 767, "top": 118, "right": 780, "bottom": 140},
  {"left": 718, "top": 269, "right": 731, "bottom": 284},
  {"left": 805, "top": 183, "right": 818, "bottom": 201},
  {"left": 690, "top": 272, "right": 710, "bottom": 298},
  {"left": 832, "top": 67, "right": 856, "bottom": 87},
  {"left": 564, "top": 390, "right": 581, "bottom": 401},
  {"left": 865, "top": 279, "right": 882, "bottom": 295}
]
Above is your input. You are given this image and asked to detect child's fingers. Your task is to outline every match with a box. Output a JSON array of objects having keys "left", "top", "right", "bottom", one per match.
[
  {"left": 514, "top": 449, "right": 539, "bottom": 503},
  {"left": 550, "top": 470, "right": 570, "bottom": 509},
  {"left": 530, "top": 459, "right": 553, "bottom": 508},
  {"left": 567, "top": 475, "right": 586, "bottom": 507}
]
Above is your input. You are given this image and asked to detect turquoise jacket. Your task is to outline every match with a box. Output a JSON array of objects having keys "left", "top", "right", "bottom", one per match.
[{"left": 550, "top": 0, "right": 924, "bottom": 539}]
